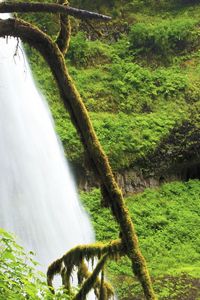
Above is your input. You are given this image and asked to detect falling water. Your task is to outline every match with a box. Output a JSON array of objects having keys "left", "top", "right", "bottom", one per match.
[{"left": 0, "top": 15, "right": 94, "bottom": 269}]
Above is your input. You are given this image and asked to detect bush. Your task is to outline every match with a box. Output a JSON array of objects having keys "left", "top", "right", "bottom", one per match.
[
  {"left": 0, "top": 229, "right": 70, "bottom": 299},
  {"left": 129, "top": 19, "right": 199, "bottom": 59},
  {"left": 68, "top": 32, "right": 112, "bottom": 67},
  {"left": 0, "top": 229, "right": 48, "bottom": 299},
  {"left": 90, "top": 108, "right": 186, "bottom": 170}
]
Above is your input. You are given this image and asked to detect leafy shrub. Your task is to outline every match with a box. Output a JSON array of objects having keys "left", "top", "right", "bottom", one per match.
[
  {"left": 70, "top": 58, "right": 188, "bottom": 114},
  {"left": 91, "top": 108, "right": 186, "bottom": 170},
  {"left": 68, "top": 32, "right": 112, "bottom": 67},
  {"left": 0, "top": 229, "right": 71, "bottom": 299},
  {"left": 0, "top": 229, "right": 50, "bottom": 299},
  {"left": 109, "top": 61, "right": 188, "bottom": 100},
  {"left": 129, "top": 19, "right": 199, "bottom": 59}
]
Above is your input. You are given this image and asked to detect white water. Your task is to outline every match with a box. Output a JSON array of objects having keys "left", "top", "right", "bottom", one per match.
[{"left": 0, "top": 15, "right": 94, "bottom": 269}]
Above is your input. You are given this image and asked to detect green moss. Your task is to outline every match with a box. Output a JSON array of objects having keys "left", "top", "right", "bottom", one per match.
[{"left": 47, "top": 240, "right": 122, "bottom": 298}]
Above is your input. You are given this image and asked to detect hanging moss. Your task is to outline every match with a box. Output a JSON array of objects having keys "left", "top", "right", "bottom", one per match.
[
  {"left": 47, "top": 257, "right": 62, "bottom": 290},
  {"left": 77, "top": 260, "right": 114, "bottom": 299},
  {"left": 47, "top": 239, "right": 124, "bottom": 291},
  {"left": 74, "top": 254, "right": 111, "bottom": 300}
]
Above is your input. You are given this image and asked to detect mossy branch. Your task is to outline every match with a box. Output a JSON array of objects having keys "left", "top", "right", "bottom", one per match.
[
  {"left": 77, "top": 260, "right": 114, "bottom": 299},
  {"left": 47, "top": 240, "right": 120, "bottom": 298},
  {"left": 0, "top": 17, "right": 156, "bottom": 299},
  {"left": 47, "top": 239, "right": 123, "bottom": 289},
  {"left": 74, "top": 254, "right": 109, "bottom": 300},
  {"left": 55, "top": 0, "right": 71, "bottom": 55},
  {"left": 0, "top": 2, "right": 111, "bottom": 21}
]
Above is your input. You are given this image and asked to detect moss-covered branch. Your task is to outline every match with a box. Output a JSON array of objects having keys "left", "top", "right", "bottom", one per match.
[
  {"left": 74, "top": 254, "right": 109, "bottom": 300},
  {"left": 0, "top": 2, "right": 111, "bottom": 21},
  {"left": 47, "top": 239, "right": 123, "bottom": 289},
  {"left": 55, "top": 0, "right": 71, "bottom": 54},
  {"left": 47, "top": 240, "right": 120, "bottom": 298},
  {"left": 78, "top": 261, "right": 114, "bottom": 299},
  {"left": 0, "top": 17, "right": 156, "bottom": 299}
]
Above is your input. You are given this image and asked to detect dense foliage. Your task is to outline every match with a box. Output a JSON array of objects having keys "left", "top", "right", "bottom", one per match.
[
  {"left": 23, "top": 0, "right": 200, "bottom": 172},
  {"left": 129, "top": 19, "right": 199, "bottom": 61}
]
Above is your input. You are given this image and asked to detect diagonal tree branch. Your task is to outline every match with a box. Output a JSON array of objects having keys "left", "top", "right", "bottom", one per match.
[
  {"left": 77, "top": 260, "right": 114, "bottom": 300},
  {"left": 0, "top": 2, "right": 111, "bottom": 21}
]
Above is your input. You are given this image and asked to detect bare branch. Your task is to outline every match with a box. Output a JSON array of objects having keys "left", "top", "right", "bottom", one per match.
[{"left": 0, "top": 2, "right": 111, "bottom": 21}]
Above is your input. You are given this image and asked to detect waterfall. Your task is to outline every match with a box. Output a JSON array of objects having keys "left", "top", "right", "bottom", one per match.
[{"left": 0, "top": 16, "right": 94, "bottom": 269}]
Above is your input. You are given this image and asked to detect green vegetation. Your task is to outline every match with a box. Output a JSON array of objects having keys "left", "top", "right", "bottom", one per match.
[
  {"left": 129, "top": 18, "right": 199, "bottom": 62},
  {"left": 1, "top": 180, "right": 200, "bottom": 299},
  {"left": 0, "top": 229, "right": 70, "bottom": 299},
  {"left": 23, "top": 0, "right": 200, "bottom": 172},
  {"left": 81, "top": 180, "right": 200, "bottom": 299}
]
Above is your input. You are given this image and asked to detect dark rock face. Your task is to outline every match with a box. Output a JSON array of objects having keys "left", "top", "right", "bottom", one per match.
[
  {"left": 72, "top": 117, "right": 200, "bottom": 195},
  {"left": 114, "top": 170, "right": 160, "bottom": 194},
  {"left": 75, "top": 162, "right": 200, "bottom": 195},
  {"left": 74, "top": 166, "right": 179, "bottom": 195},
  {"left": 136, "top": 119, "right": 200, "bottom": 176}
]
